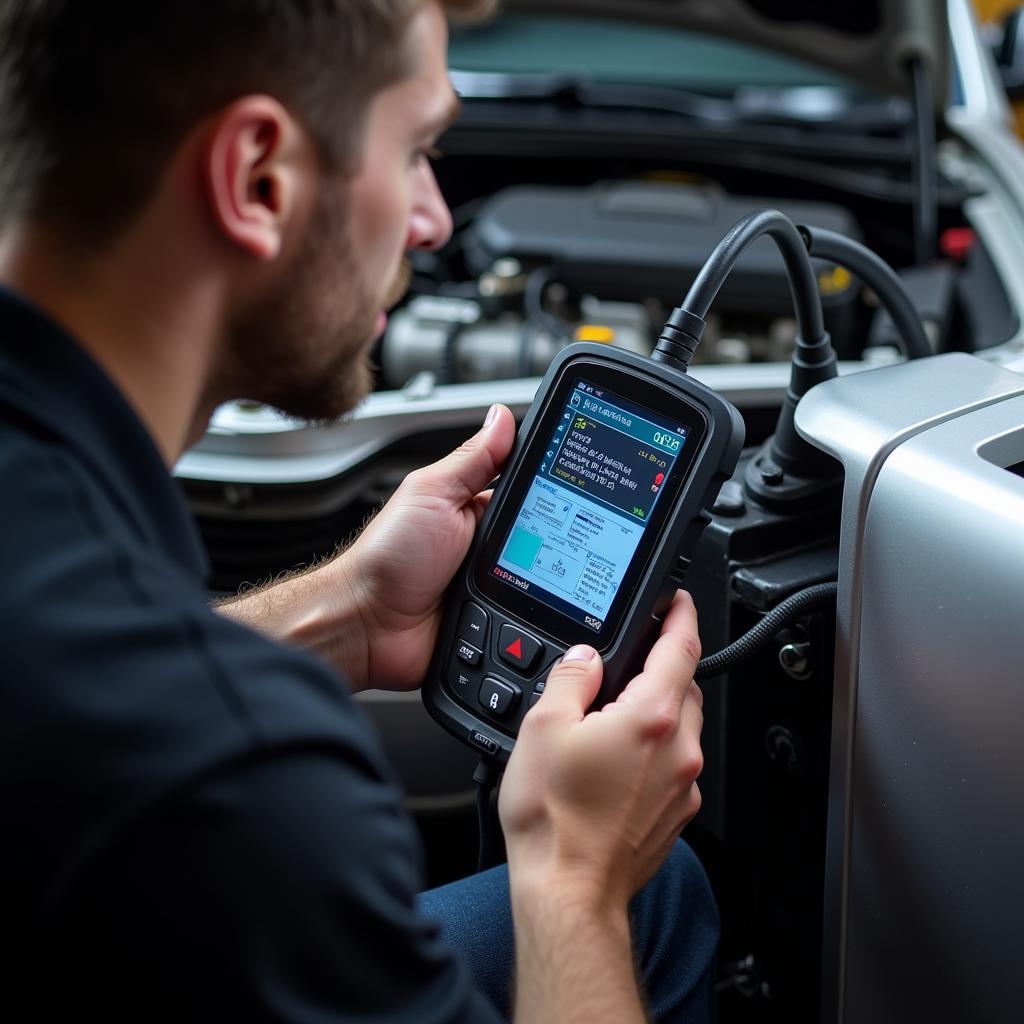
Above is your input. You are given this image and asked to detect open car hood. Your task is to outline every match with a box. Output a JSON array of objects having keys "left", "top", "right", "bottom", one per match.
[{"left": 499, "top": 0, "right": 950, "bottom": 102}]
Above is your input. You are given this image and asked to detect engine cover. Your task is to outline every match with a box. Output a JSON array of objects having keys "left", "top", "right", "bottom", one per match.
[{"left": 467, "top": 181, "right": 860, "bottom": 312}]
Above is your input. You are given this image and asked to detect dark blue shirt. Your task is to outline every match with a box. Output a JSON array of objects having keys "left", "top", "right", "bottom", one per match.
[{"left": 0, "top": 287, "right": 500, "bottom": 1021}]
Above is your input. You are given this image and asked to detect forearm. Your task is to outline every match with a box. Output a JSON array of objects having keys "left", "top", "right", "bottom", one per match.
[
  {"left": 510, "top": 874, "right": 647, "bottom": 1024},
  {"left": 215, "top": 556, "right": 371, "bottom": 691}
]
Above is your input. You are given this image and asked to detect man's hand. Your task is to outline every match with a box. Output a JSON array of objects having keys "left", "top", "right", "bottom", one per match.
[
  {"left": 335, "top": 402, "right": 515, "bottom": 689},
  {"left": 500, "top": 591, "right": 705, "bottom": 1024},
  {"left": 217, "top": 404, "right": 516, "bottom": 692}
]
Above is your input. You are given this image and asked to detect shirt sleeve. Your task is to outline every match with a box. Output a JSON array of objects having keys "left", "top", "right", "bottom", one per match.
[{"left": 49, "top": 748, "right": 505, "bottom": 1023}]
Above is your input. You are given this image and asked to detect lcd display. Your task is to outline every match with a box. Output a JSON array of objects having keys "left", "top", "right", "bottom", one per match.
[{"left": 492, "top": 378, "right": 688, "bottom": 632}]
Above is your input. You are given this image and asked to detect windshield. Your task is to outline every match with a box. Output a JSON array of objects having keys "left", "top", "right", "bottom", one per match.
[{"left": 450, "top": 13, "right": 871, "bottom": 97}]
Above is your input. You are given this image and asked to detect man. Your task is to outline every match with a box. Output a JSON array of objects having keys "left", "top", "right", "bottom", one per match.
[{"left": 0, "top": 1, "right": 717, "bottom": 1020}]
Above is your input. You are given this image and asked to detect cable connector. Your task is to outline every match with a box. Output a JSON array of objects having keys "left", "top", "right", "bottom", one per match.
[
  {"left": 473, "top": 758, "right": 501, "bottom": 790},
  {"left": 473, "top": 757, "right": 503, "bottom": 873},
  {"left": 652, "top": 306, "right": 706, "bottom": 372}
]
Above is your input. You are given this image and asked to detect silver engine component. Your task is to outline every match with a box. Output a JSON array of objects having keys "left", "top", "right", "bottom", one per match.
[{"left": 380, "top": 293, "right": 650, "bottom": 387}]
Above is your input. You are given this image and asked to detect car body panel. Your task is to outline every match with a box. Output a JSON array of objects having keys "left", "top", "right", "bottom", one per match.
[{"left": 796, "top": 355, "right": 1024, "bottom": 1022}]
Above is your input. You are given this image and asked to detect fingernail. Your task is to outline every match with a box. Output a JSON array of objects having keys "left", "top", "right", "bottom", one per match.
[
  {"left": 484, "top": 404, "right": 499, "bottom": 428},
  {"left": 563, "top": 644, "right": 596, "bottom": 662}
]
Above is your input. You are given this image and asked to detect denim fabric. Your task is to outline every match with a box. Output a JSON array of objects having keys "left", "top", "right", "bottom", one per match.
[{"left": 419, "top": 838, "right": 719, "bottom": 1022}]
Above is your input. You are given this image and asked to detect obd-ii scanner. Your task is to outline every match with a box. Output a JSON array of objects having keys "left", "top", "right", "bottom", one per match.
[
  {"left": 422, "top": 339, "right": 745, "bottom": 764},
  {"left": 422, "top": 209, "right": 864, "bottom": 766}
]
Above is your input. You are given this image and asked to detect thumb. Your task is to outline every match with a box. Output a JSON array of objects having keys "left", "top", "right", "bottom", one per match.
[
  {"left": 535, "top": 646, "right": 604, "bottom": 722},
  {"left": 417, "top": 403, "right": 516, "bottom": 506}
]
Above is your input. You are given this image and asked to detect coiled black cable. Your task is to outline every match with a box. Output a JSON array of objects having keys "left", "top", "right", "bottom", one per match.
[
  {"left": 695, "top": 582, "right": 838, "bottom": 682},
  {"left": 683, "top": 209, "right": 825, "bottom": 343},
  {"left": 800, "top": 225, "right": 932, "bottom": 360}
]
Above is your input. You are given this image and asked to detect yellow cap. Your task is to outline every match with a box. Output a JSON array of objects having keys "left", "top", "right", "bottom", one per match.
[
  {"left": 818, "top": 265, "right": 852, "bottom": 296},
  {"left": 575, "top": 324, "right": 616, "bottom": 344}
]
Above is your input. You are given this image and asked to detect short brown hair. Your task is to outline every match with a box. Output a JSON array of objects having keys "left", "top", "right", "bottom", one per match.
[{"left": 0, "top": 0, "right": 497, "bottom": 246}]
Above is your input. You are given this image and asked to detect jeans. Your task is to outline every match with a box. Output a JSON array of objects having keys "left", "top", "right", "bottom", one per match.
[{"left": 419, "top": 839, "right": 719, "bottom": 1022}]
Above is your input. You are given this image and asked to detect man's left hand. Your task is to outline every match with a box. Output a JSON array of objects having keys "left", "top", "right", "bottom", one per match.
[{"left": 334, "top": 402, "right": 515, "bottom": 690}]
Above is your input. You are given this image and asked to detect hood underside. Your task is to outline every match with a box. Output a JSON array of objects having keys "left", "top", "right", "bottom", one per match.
[{"left": 500, "top": 0, "right": 950, "bottom": 102}]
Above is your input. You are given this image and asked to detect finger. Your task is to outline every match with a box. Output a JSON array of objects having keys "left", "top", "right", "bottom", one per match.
[
  {"left": 532, "top": 645, "right": 604, "bottom": 724},
  {"left": 614, "top": 592, "right": 700, "bottom": 713},
  {"left": 470, "top": 488, "right": 494, "bottom": 522},
  {"left": 677, "top": 780, "right": 702, "bottom": 830},
  {"left": 690, "top": 679, "right": 704, "bottom": 712},
  {"left": 678, "top": 685, "right": 705, "bottom": 756},
  {"left": 664, "top": 776, "right": 703, "bottom": 841},
  {"left": 414, "top": 404, "right": 516, "bottom": 507},
  {"left": 643, "top": 590, "right": 701, "bottom": 681},
  {"left": 666, "top": 687, "right": 705, "bottom": 802}
]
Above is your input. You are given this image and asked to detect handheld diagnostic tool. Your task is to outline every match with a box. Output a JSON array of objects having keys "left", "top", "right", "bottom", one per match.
[{"left": 423, "top": 342, "right": 744, "bottom": 763}]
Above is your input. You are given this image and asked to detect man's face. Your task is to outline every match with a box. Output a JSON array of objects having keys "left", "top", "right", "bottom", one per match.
[{"left": 227, "top": 0, "right": 457, "bottom": 423}]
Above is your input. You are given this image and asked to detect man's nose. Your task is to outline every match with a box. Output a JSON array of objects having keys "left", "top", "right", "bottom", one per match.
[{"left": 407, "top": 161, "right": 453, "bottom": 252}]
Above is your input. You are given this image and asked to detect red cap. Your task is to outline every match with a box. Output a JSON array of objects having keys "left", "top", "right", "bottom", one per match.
[{"left": 939, "top": 227, "right": 976, "bottom": 262}]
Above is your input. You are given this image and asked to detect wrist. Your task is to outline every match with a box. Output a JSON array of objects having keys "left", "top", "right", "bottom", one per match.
[
  {"left": 284, "top": 553, "right": 373, "bottom": 690},
  {"left": 216, "top": 551, "right": 373, "bottom": 691},
  {"left": 509, "top": 859, "right": 631, "bottom": 931},
  {"left": 510, "top": 865, "right": 641, "bottom": 1024}
]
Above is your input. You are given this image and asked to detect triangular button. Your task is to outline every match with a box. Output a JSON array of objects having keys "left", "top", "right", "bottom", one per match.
[{"left": 498, "top": 625, "right": 542, "bottom": 672}]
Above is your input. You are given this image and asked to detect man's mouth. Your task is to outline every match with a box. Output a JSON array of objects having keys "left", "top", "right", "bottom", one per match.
[
  {"left": 373, "top": 257, "right": 412, "bottom": 338},
  {"left": 383, "top": 257, "right": 413, "bottom": 310}
]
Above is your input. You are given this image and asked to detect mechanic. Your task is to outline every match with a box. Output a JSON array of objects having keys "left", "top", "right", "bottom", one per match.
[{"left": 0, "top": 2, "right": 717, "bottom": 1021}]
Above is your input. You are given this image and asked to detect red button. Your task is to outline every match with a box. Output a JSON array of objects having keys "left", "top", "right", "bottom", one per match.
[{"left": 498, "top": 625, "right": 542, "bottom": 672}]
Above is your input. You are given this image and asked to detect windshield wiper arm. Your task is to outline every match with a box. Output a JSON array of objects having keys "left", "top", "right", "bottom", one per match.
[
  {"left": 449, "top": 70, "right": 739, "bottom": 123},
  {"left": 449, "top": 70, "right": 909, "bottom": 132}
]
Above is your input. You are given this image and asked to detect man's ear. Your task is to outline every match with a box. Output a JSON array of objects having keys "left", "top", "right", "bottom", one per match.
[{"left": 202, "top": 95, "right": 313, "bottom": 262}]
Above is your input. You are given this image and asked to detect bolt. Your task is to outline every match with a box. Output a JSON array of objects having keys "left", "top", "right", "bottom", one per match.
[
  {"left": 765, "top": 725, "right": 798, "bottom": 769},
  {"left": 778, "top": 640, "right": 812, "bottom": 680},
  {"left": 759, "top": 460, "right": 784, "bottom": 486}
]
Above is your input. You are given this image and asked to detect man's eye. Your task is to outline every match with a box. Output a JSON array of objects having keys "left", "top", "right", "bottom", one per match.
[{"left": 416, "top": 145, "right": 443, "bottom": 164}]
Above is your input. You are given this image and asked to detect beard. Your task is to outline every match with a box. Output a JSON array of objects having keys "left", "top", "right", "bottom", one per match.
[{"left": 223, "top": 185, "right": 410, "bottom": 425}]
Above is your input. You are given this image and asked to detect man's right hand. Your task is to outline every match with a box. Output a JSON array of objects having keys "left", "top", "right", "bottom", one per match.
[{"left": 498, "top": 590, "right": 705, "bottom": 1023}]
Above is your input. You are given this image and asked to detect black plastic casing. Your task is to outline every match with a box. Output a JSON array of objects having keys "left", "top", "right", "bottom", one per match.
[{"left": 422, "top": 343, "right": 745, "bottom": 764}]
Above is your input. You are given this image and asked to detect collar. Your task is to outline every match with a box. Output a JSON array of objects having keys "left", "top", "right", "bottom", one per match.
[{"left": 0, "top": 285, "right": 210, "bottom": 581}]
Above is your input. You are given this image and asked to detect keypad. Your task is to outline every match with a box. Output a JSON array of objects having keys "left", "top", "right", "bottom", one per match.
[
  {"left": 497, "top": 624, "right": 543, "bottom": 673},
  {"left": 448, "top": 652, "right": 483, "bottom": 698},
  {"left": 446, "top": 604, "right": 563, "bottom": 730},
  {"left": 458, "top": 602, "right": 489, "bottom": 647},
  {"left": 455, "top": 641, "right": 483, "bottom": 666},
  {"left": 478, "top": 677, "right": 519, "bottom": 717}
]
